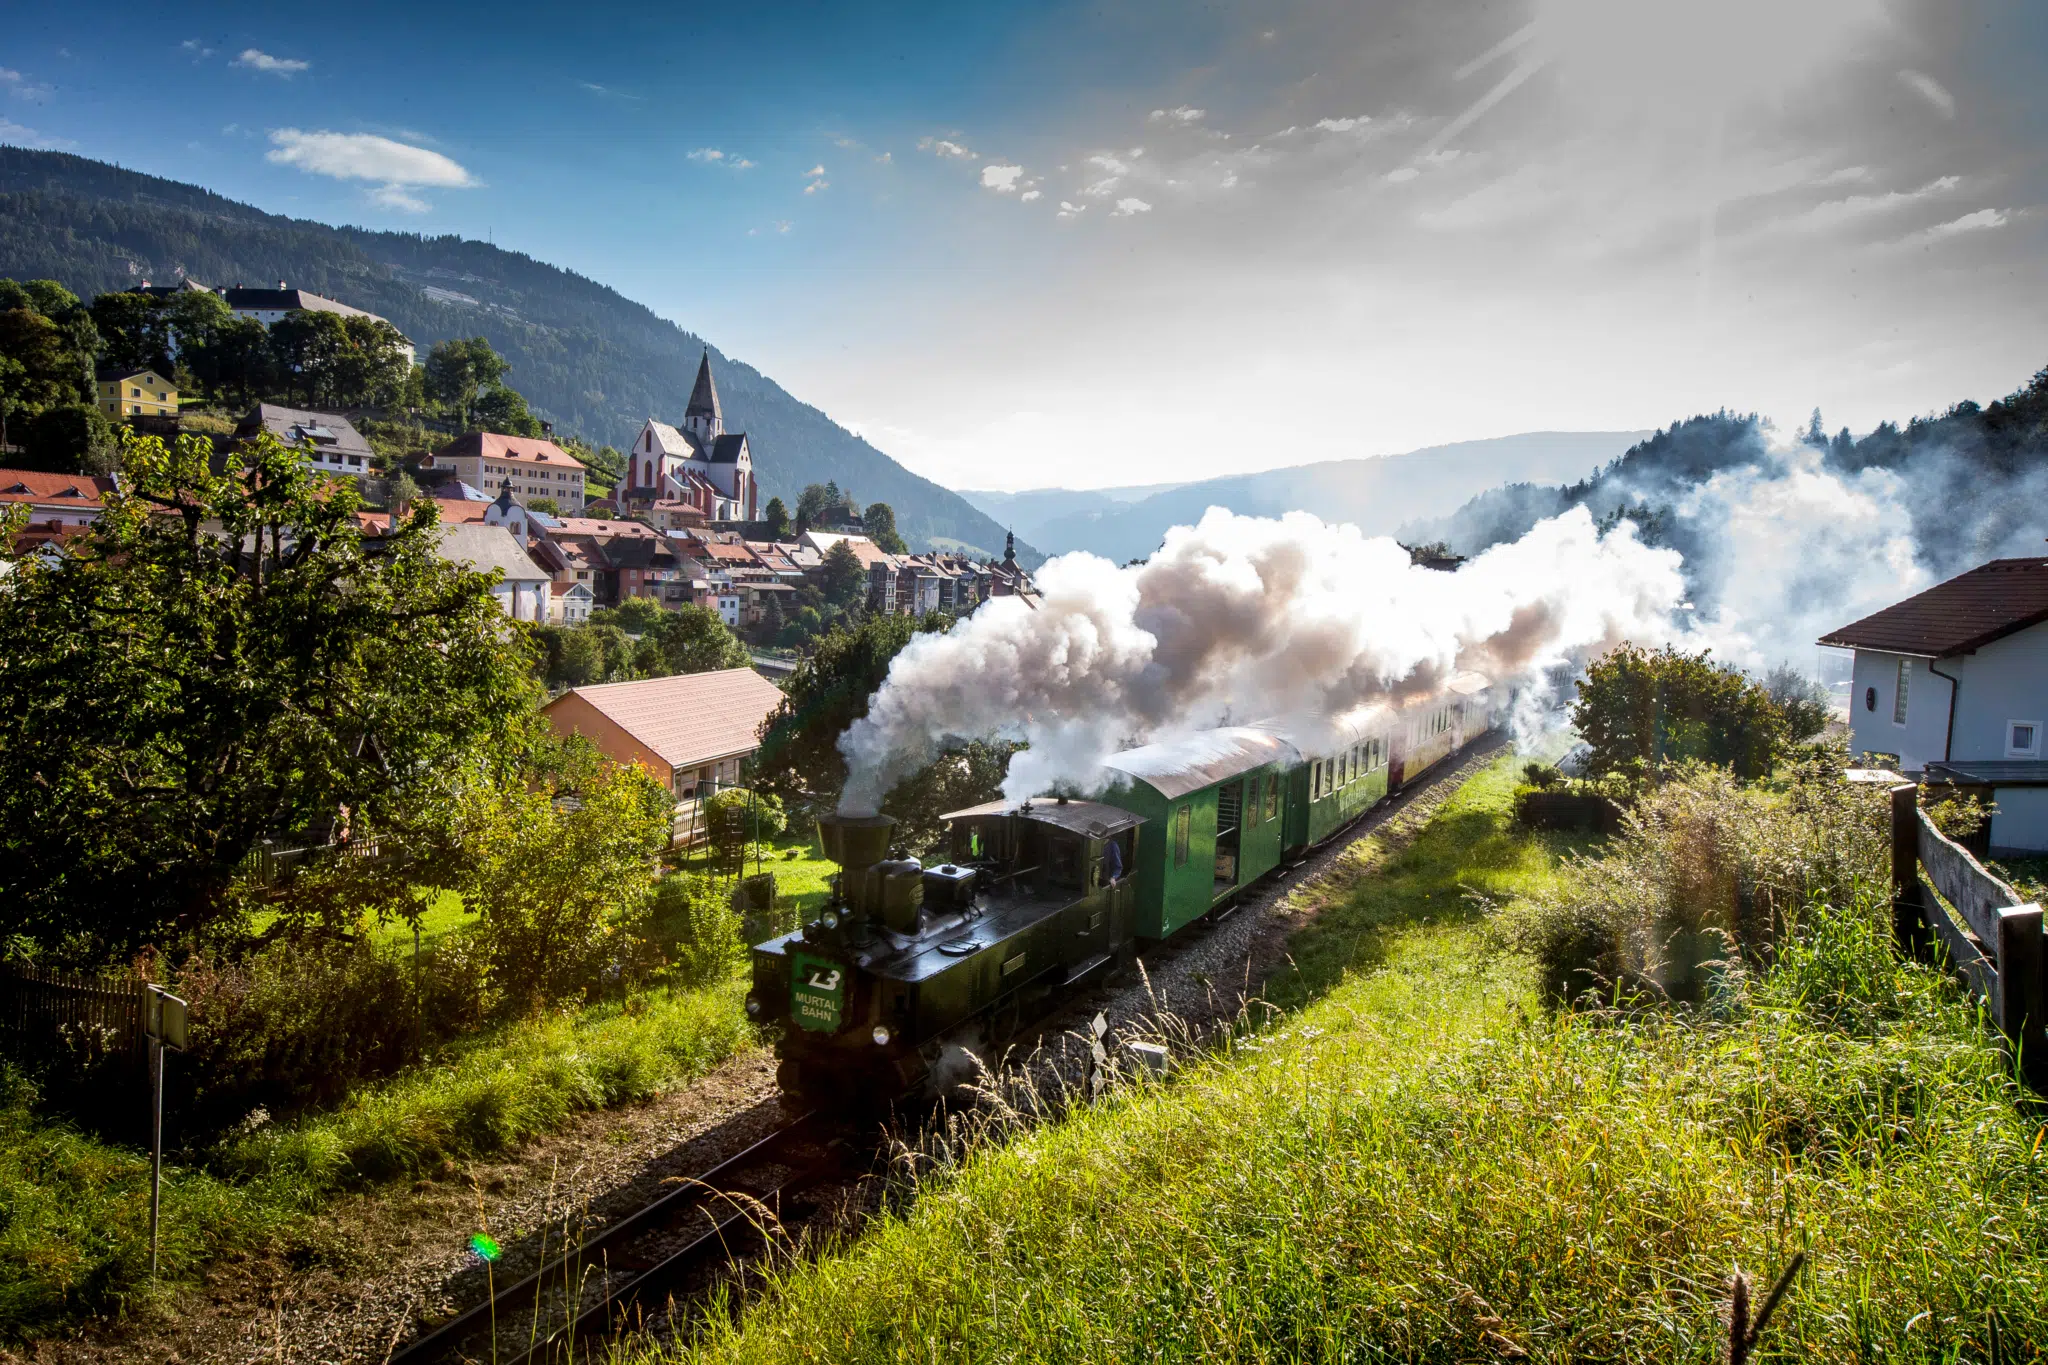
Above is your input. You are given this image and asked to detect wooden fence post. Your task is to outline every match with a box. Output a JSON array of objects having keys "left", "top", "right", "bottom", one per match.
[
  {"left": 1891, "top": 783, "right": 1930, "bottom": 960},
  {"left": 1997, "top": 903, "right": 2046, "bottom": 1090}
]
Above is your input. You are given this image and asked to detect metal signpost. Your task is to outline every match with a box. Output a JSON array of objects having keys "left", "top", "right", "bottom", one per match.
[{"left": 143, "top": 983, "right": 189, "bottom": 1277}]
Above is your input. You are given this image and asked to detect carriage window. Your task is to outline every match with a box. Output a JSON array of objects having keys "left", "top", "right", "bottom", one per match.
[
  {"left": 1246, "top": 779, "right": 1260, "bottom": 827},
  {"left": 1265, "top": 772, "right": 1279, "bottom": 820},
  {"left": 1174, "top": 804, "right": 1191, "bottom": 866}
]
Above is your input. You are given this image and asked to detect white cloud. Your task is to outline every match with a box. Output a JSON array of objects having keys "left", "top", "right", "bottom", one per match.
[
  {"left": 0, "top": 117, "right": 73, "bottom": 150},
  {"left": 981, "top": 163, "right": 1024, "bottom": 193},
  {"left": 1111, "top": 197, "right": 1152, "bottom": 217},
  {"left": 1020, "top": 189, "right": 1041, "bottom": 202},
  {"left": 0, "top": 69, "right": 53, "bottom": 102},
  {"left": 806, "top": 164, "right": 826, "bottom": 177},
  {"left": 1057, "top": 201, "right": 1086, "bottom": 218},
  {"left": 1816, "top": 165, "right": 1873, "bottom": 186},
  {"left": 919, "top": 137, "right": 976, "bottom": 159},
  {"left": 579, "top": 81, "right": 644, "bottom": 101},
  {"left": 689, "top": 147, "right": 753, "bottom": 169},
  {"left": 875, "top": 151, "right": 893, "bottom": 164},
  {"left": 266, "top": 129, "right": 475, "bottom": 212},
  {"left": 1384, "top": 166, "right": 1420, "bottom": 183},
  {"left": 804, "top": 178, "right": 828, "bottom": 194},
  {"left": 1791, "top": 175, "right": 1960, "bottom": 234},
  {"left": 1901, "top": 207, "right": 2009, "bottom": 245},
  {"left": 1149, "top": 106, "right": 1206, "bottom": 124},
  {"left": 234, "top": 49, "right": 309, "bottom": 75},
  {"left": 1898, "top": 68, "right": 1956, "bottom": 118},
  {"left": 370, "top": 183, "right": 430, "bottom": 212},
  {"left": 1315, "top": 115, "right": 1370, "bottom": 133}
]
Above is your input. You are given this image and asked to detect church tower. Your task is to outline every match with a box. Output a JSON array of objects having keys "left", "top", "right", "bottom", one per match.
[{"left": 683, "top": 351, "right": 723, "bottom": 445}]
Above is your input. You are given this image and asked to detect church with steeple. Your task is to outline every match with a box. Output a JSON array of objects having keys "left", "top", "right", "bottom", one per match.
[{"left": 623, "top": 351, "right": 757, "bottom": 521}]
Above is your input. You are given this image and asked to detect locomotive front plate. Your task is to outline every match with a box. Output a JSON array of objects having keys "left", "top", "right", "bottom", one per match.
[{"left": 790, "top": 951, "right": 847, "bottom": 1033}]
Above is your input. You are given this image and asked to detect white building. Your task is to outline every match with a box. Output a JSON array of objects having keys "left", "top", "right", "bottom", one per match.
[
  {"left": 237, "top": 404, "right": 377, "bottom": 480},
  {"left": 554, "top": 581, "right": 594, "bottom": 624},
  {"left": 1822, "top": 556, "right": 2048, "bottom": 853},
  {"left": 220, "top": 283, "right": 416, "bottom": 363},
  {"left": 424, "top": 432, "right": 588, "bottom": 508},
  {"left": 434, "top": 523, "right": 553, "bottom": 623},
  {"left": 623, "top": 352, "right": 757, "bottom": 521}
]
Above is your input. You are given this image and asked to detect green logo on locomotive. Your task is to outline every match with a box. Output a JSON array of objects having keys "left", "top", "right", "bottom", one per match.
[{"left": 790, "top": 951, "right": 846, "bottom": 1033}]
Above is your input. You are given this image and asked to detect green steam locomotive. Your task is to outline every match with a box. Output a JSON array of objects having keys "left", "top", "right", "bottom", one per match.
[{"left": 747, "top": 674, "right": 1496, "bottom": 1103}]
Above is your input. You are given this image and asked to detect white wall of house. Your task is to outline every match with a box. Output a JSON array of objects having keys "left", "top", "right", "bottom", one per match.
[
  {"left": 1990, "top": 788, "right": 2048, "bottom": 853},
  {"left": 490, "top": 579, "right": 551, "bottom": 622},
  {"left": 1848, "top": 649, "right": 1952, "bottom": 769},
  {"left": 1948, "top": 622, "right": 2048, "bottom": 762}
]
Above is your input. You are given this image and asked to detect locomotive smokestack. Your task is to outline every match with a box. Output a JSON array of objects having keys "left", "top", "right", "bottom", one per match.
[{"left": 817, "top": 813, "right": 896, "bottom": 872}]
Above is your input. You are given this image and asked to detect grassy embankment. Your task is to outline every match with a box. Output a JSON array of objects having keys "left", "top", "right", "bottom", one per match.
[
  {"left": 646, "top": 755, "right": 2048, "bottom": 1362},
  {"left": 0, "top": 833, "right": 853, "bottom": 1338}
]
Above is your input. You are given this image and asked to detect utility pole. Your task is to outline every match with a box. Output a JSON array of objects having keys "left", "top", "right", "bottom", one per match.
[{"left": 144, "top": 984, "right": 189, "bottom": 1277}]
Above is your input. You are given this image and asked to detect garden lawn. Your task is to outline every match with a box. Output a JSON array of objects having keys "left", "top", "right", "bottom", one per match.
[{"left": 644, "top": 754, "right": 2048, "bottom": 1363}]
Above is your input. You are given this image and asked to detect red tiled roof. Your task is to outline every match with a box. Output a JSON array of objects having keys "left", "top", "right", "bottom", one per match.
[
  {"left": 0, "top": 468, "right": 116, "bottom": 506},
  {"left": 545, "top": 668, "right": 786, "bottom": 770},
  {"left": 430, "top": 498, "right": 493, "bottom": 524},
  {"left": 1819, "top": 557, "right": 2048, "bottom": 657},
  {"left": 431, "top": 432, "right": 587, "bottom": 470}
]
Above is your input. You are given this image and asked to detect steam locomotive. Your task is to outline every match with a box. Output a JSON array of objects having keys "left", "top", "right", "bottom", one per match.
[{"left": 747, "top": 673, "right": 1497, "bottom": 1103}]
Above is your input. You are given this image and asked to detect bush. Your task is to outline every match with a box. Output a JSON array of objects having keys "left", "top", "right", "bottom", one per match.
[
  {"left": 705, "top": 788, "right": 787, "bottom": 845},
  {"left": 1572, "top": 643, "right": 1789, "bottom": 783},
  {"left": 1497, "top": 759, "right": 1888, "bottom": 1004},
  {"left": 647, "top": 872, "right": 745, "bottom": 988}
]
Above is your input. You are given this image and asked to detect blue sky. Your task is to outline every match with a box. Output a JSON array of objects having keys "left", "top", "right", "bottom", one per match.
[{"left": 5, "top": 0, "right": 2046, "bottom": 490}]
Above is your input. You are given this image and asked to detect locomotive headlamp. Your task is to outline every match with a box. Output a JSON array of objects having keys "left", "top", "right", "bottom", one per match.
[
  {"left": 745, "top": 993, "right": 763, "bottom": 1017},
  {"left": 821, "top": 910, "right": 840, "bottom": 930},
  {"left": 871, "top": 1024, "right": 893, "bottom": 1046}
]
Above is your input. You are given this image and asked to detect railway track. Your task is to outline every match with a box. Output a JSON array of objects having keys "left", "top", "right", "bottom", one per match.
[{"left": 386, "top": 1111, "right": 858, "bottom": 1365}]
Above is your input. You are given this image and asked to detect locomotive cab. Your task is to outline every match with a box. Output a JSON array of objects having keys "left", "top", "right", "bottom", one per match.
[{"left": 750, "top": 802, "right": 1142, "bottom": 1104}]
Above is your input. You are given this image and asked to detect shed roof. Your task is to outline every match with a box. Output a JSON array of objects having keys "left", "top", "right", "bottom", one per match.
[
  {"left": 545, "top": 668, "right": 785, "bottom": 770},
  {"left": 939, "top": 798, "right": 1144, "bottom": 839},
  {"left": 1819, "top": 557, "right": 2048, "bottom": 657},
  {"left": 1100, "top": 727, "right": 1300, "bottom": 800}
]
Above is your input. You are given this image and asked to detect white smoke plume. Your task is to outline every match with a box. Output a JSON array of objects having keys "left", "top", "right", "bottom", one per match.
[
  {"left": 837, "top": 505, "right": 1686, "bottom": 813},
  {"left": 1672, "top": 434, "right": 1929, "bottom": 670}
]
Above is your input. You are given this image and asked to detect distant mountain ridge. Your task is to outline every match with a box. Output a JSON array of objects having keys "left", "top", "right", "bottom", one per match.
[
  {"left": 0, "top": 147, "right": 1037, "bottom": 565},
  {"left": 961, "top": 432, "right": 1653, "bottom": 562}
]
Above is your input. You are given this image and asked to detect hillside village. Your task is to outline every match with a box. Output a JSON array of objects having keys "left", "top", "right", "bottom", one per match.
[{"left": 2, "top": 273, "right": 1038, "bottom": 664}]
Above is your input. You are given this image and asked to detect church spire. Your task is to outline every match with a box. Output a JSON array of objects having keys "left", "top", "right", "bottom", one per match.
[{"left": 684, "top": 350, "right": 722, "bottom": 440}]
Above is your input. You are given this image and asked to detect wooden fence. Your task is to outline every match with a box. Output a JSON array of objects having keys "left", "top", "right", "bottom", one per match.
[
  {"left": 0, "top": 964, "right": 147, "bottom": 1072},
  {"left": 1890, "top": 784, "right": 2046, "bottom": 1087}
]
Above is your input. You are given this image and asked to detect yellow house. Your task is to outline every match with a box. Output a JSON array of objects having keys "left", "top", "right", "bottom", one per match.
[{"left": 95, "top": 367, "right": 178, "bottom": 419}]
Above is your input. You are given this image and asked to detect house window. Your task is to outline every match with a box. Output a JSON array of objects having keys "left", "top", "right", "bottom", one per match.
[
  {"left": 2008, "top": 722, "right": 2041, "bottom": 759},
  {"left": 1893, "top": 658, "right": 1910, "bottom": 725},
  {"left": 1173, "top": 804, "right": 1191, "bottom": 867}
]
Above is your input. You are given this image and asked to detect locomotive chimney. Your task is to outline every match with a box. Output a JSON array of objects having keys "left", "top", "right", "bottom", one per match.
[{"left": 817, "top": 812, "right": 896, "bottom": 871}]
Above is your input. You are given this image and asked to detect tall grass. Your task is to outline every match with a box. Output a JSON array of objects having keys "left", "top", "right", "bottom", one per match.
[
  {"left": 218, "top": 976, "right": 756, "bottom": 1197},
  {"left": 641, "top": 755, "right": 2048, "bottom": 1363}
]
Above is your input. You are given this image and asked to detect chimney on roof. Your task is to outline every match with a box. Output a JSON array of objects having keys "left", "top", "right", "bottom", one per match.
[{"left": 278, "top": 279, "right": 287, "bottom": 290}]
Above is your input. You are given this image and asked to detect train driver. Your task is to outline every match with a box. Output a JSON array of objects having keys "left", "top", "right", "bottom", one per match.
[{"left": 1101, "top": 836, "right": 1123, "bottom": 885}]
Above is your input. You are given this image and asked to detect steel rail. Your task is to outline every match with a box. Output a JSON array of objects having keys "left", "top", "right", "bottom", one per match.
[{"left": 386, "top": 1110, "right": 827, "bottom": 1365}]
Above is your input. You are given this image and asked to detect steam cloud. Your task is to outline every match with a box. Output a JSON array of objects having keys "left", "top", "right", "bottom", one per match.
[{"left": 838, "top": 506, "right": 1685, "bottom": 813}]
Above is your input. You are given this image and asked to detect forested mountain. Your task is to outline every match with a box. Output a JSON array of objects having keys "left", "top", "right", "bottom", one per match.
[
  {"left": 1407, "top": 370, "right": 2048, "bottom": 628},
  {"left": 0, "top": 148, "right": 1035, "bottom": 563},
  {"left": 962, "top": 432, "right": 1650, "bottom": 562}
]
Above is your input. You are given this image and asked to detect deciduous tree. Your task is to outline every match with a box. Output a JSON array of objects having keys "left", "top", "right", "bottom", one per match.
[
  {"left": 0, "top": 429, "right": 538, "bottom": 960},
  {"left": 1572, "top": 644, "right": 1788, "bottom": 784},
  {"left": 864, "top": 501, "right": 907, "bottom": 554}
]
